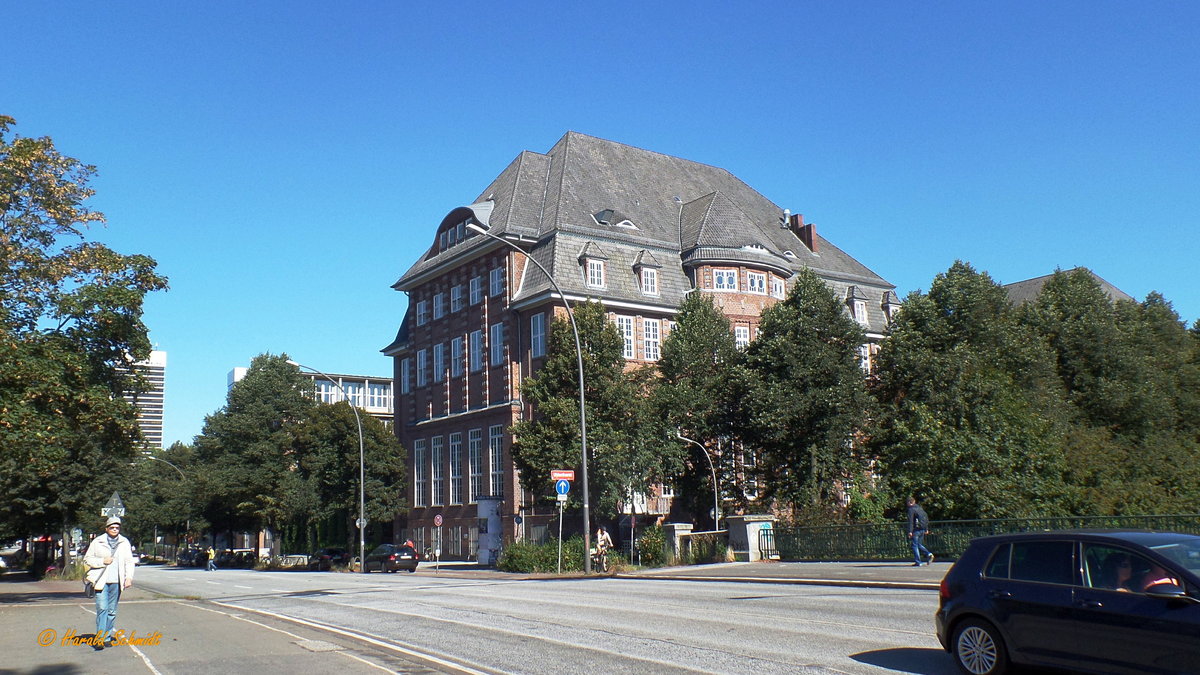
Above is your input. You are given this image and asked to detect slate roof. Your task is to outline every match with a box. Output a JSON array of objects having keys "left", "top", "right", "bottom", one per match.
[
  {"left": 1003, "top": 268, "right": 1135, "bottom": 306},
  {"left": 392, "top": 132, "right": 895, "bottom": 328}
]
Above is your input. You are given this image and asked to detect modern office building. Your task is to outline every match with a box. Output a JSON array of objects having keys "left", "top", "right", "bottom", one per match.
[
  {"left": 120, "top": 350, "right": 166, "bottom": 450},
  {"left": 385, "top": 132, "right": 897, "bottom": 558},
  {"left": 228, "top": 367, "right": 394, "bottom": 425}
]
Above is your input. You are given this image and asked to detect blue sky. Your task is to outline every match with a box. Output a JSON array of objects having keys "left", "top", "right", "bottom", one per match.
[{"left": 5, "top": 2, "right": 1197, "bottom": 447}]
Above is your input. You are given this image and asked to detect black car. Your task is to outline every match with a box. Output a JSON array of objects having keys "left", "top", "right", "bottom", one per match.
[
  {"left": 363, "top": 544, "right": 419, "bottom": 573},
  {"left": 308, "top": 547, "right": 352, "bottom": 571},
  {"left": 937, "top": 530, "right": 1200, "bottom": 674}
]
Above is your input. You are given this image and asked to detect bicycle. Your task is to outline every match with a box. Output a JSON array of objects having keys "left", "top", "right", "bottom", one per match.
[{"left": 591, "top": 546, "right": 610, "bottom": 573}]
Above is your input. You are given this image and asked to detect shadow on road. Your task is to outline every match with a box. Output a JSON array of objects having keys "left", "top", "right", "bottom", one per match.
[{"left": 851, "top": 647, "right": 956, "bottom": 674}]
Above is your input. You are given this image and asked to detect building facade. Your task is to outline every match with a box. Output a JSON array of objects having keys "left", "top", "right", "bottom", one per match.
[
  {"left": 227, "top": 367, "right": 393, "bottom": 425},
  {"left": 385, "top": 133, "right": 896, "bottom": 557},
  {"left": 121, "top": 350, "right": 166, "bottom": 450}
]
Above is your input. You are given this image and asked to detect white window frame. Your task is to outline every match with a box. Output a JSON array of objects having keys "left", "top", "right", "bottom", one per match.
[
  {"left": 859, "top": 344, "right": 872, "bottom": 373},
  {"left": 468, "top": 428, "right": 483, "bottom": 503},
  {"left": 451, "top": 336, "right": 464, "bottom": 377},
  {"left": 615, "top": 316, "right": 635, "bottom": 359},
  {"left": 641, "top": 268, "right": 658, "bottom": 296},
  {"left": 449, "top": 432, "right": 463, "bottom": 505},
  {"left": 413, "top": 438, "right": 427, "bottom": 508},
  {"left": 713, "top": 269, "right": 737, "bottom": 291},
  {"left": 433, "top": 292, "right": 445, "bottom": 320},
  {"left": 416, "top": 349, "right": 428, "bottom": 387},
  {"left": 489, "top": 425, "right": 505, "bottom": 496},
  {"left": 854, "top": 300, "right": 869, "bottom": 325},
  {"left": 735, "top": 325, "right": 750, "bottom": 349},
  {"left": 433, "top": 343, "right": 445, "bottom": 383},
  {"left": 400, "top": 358, "right": 412, "bottom": 394},
  {"left": 643, "top": 319, "right": 660, "bottom": 361},
  {"left": 451, "top": 285, "right": 463, "bottom": 313},
  {"left": 470, "top": 276, "right": 483, "bottom": 305},
  {"left": 747, "top": 272, "right": 767, "bottom": 295},
  {"left": 586, "top": 259, "right": 605, "bottom": 288},
  {"left": 490, "top": 322, "right": 504, "bottom": 366},
  {"left": 530, "top": 312, "right": 545, "bottom": 358},
  {"left": 416, "top": 300, "right": 429, "bottom": 326},
  {"left": 771, "top": 278, "right": 786, "bottom": 299},
  {"left": 470, "top": 330, "right": 484, "bottom": 372},
  {"left": 367, "top": 382, "right": 390, "bottom": 410},
  {"left": 431, "top": 435, "right": 445, "bottom": 507},
  {"left": 490, "top": 267, "right": 505, "bottom": 298}
]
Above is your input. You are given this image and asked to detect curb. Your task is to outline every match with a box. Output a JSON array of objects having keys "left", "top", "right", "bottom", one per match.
[{"left": 613, "top": 573, "right": 940, "bottom": 591}]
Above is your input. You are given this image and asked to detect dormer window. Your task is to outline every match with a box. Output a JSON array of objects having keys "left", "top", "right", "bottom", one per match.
[
  {"left": 846, "top": 286, "right": 869, "bottom": 325},
  {"left": 593, "top": 209, "right": 614, "bottom": 225},
  {"left": 587, "top": 259, "right": 606, "bottom": 288},
  {"left": 854, "top": 300, "right": 868, "bottom": 325},
  {"left": 641, "top": 268, "right": 658, "bottom": 296}
]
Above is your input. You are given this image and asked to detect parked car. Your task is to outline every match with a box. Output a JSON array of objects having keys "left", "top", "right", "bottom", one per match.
[
  {"left": 308, "top": 547, "right": 352, "bottom": 571},
  {"left": 363, "top": 544, "right": 419, "bottom": 573},
  {"left": 936, "top": 530, "right": 1200, "bottom": 674}
]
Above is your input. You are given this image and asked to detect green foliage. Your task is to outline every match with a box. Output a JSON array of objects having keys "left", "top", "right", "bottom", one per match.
[
  {"left": 871, "top": 262, "right": 1072, "bottom": 520},
  {"left": 636, "top": 525, "right": 667, "bottom": 567},
  {"left": 497, "top": 536, "right": 588, "bottom": 573},
  {"left": 742, "top": 268, "right": 875, "bottom": 515},
  {"left": 0, "top": 116, "right": 167, "bottom": 541},
  {"left": 653, "top": 293, "right": 747, "bottom": 525},
  {"left": 511, "top": 302, "right": 679, "bottom": 520}
]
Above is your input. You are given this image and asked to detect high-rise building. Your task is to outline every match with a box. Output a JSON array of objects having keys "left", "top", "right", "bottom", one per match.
[{"left": 122, "top": 350, "right": 166, "bottom": 450}]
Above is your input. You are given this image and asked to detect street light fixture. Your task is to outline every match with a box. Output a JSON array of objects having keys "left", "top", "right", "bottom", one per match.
[
  {"left": 676, "top": 431, "right": 721, "bottom": 532},
  {"left": 287, "top": 360, "right": 367, "bottom": 574},
  {"left": 465, "top": 221, "right": 594, "bottom": 573},
  {"left": 133, "top": 455, "right": 190, "bottom": 560}
]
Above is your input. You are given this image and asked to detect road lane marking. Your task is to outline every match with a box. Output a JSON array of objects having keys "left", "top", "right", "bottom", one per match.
[
  {"left": 234, "top": 585, "right": 252, "bottom": 589},
  {"left": 211, "top": 601, "right": 493, "bottom": 675},
  {"left": 271, "top": 589, "right": 289, "bottom": 593},
  {"left": 129, "top": 643, "right": 163, "bottom": 675},
  {"left": 339, "top": 650, "right": 395, "bottom": 672}
]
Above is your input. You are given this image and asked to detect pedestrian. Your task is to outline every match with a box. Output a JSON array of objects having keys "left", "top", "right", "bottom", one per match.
[
  {"left": 206, "top": 545, "right": 218, "bottom": 571},
  {"left": 84, "top": 516, "right": 136, "bottom": 649},
  {"left": 906, "top": 497, "right": 934, "bottom": 566}
]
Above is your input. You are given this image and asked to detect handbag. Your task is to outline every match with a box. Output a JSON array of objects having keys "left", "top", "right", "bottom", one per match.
[{"left": 83, "top": 578, "right": 95, "bottom": 598}]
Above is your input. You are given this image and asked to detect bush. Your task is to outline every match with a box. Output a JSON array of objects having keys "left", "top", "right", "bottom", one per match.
[
  {"left": 498, "top": 536, "right": 587, "bottom": 573},
  {"left": 637, "top": 526, "right": 667, "bottom": 567}
]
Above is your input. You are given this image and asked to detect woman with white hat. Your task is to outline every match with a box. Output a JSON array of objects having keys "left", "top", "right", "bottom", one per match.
[{"left": 84, "top": 516, "right": 136, "bottom": 648}]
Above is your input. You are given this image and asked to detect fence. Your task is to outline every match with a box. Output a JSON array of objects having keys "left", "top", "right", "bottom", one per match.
[{"left": 764, "top": 514, "right": 1200, "bottom": 562}]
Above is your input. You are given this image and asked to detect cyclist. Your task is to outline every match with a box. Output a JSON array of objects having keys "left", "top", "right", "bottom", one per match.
[{"left": 595, "top": 526, "right": 613, "bottom": 572}]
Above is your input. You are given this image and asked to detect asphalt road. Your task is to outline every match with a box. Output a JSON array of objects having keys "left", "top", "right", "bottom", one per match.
[{"left": 129, "top": 564, "right": 955, "bottom": 675}]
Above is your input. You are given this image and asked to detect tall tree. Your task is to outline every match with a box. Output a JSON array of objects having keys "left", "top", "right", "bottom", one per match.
[
  {"left": 510, "top": 302, "right": 677, "bottom": 520},
  {"left": 652, "top": 292, "right": 748, "bottom": 526},
  {"left": 741, "top": 268, "right": 874, "bottom": 519},
  {"left": 871, "top": 262, "right": 1071, "bottom": 519},
  {"left": 290, "top": 401, "right": 407, "bottom": 551},
  {"left": 0, "top": 115, "right": 167, "bottom": 542},
  {"left": 193, "top": 353, "right": 315, "bottom": 540}
]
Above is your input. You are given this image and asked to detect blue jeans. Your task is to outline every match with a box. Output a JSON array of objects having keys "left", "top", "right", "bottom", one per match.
[
  {"left": 207, "top": 559, "right": 217, "bottom": 571},
  {"left": 95, "top": 583, "right": 120, "bottom": 639},
  {"left": 911, "top": 529, "right": 933, "bottom": 564}
]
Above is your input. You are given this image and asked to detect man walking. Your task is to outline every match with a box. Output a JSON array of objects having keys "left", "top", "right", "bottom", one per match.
[
  {"left": 206, "top": 545, "right": 217, "bottom": 571},
  {"left": 906, "top": 497, "right": 934, "bottom": 566},
  {"left": 84, "top": 516, "right": 136, "bottom": 648}
]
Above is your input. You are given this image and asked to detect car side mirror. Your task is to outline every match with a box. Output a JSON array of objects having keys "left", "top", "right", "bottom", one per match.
[{"left": 1146, "top": 583, "right": 1198, "bottom": 603}]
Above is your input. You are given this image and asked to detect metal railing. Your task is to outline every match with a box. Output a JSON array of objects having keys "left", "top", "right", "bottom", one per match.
[{"left": 764, "top": 514, "right": 1200, "bottom": 562}]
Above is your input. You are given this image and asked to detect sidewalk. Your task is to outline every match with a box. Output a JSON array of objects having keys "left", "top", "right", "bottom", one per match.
[{"left": 0, "top": 571, "right": 445, "bottom": 674}]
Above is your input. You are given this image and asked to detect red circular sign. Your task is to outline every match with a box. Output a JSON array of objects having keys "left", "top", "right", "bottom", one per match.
[{"left": 433, "top": 514, "right": 443, "bottom": 527}]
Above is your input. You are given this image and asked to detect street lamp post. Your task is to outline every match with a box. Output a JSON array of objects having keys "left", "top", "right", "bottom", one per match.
[
  {"left": 465, "top": 222, "right": 594, "bottom": 573},
  {"left": 676, "top": 431, "right": 721, "bottom": 532},
  {"left": 135, "top": 455, "right": 190, "bottom": 560},
  {"left": 287, "top": 360, "right": 367, "bottom": 573}
]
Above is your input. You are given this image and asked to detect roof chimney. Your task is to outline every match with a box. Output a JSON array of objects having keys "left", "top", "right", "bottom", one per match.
[{"left": 789, "top": 213, "right": 817, "bottom": 253}]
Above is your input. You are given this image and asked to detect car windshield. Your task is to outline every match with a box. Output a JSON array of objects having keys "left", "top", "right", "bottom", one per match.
[{"left": 1149, "top": 538, "right": 1200, "bottom": 574}]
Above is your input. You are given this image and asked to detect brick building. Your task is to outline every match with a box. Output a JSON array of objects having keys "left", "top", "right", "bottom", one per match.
[{"left": 384, "top": 133, "right": 896, "bottom": 558}]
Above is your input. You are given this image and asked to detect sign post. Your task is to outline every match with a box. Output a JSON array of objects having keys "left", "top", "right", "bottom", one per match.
[
  {"left": 433, "top": 513, "right": 443, "bottom": 573},
  {"left": 101, "top": 492, "right": 126, "bottom": 518},
  {"left": 554, "top": 477, "right": 571, "bottom": 573}
]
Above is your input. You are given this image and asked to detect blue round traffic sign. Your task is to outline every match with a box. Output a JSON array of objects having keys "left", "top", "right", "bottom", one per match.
[{"left": 555, "top": 479, "right": 570, "bottom": 495}]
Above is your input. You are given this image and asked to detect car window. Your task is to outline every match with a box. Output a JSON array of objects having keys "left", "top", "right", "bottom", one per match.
[
  {"left": 1010, "top": 540, "right": 1075, "bottom": 585},
  {"left": 1151, "top": 540, "right": 1200, "bottom": 576},
  {"left": 1083, "top": 544, "right": 1158, "bottom": 592},
  {"left": 984, "top": 543, "right": 1012, "bottom": 578},
  {"left": 368, "top": 545, "right": 392, "bottom": 555}
]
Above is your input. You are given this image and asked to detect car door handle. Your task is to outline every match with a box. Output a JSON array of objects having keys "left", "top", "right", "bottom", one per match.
[
  {"left": 988, "top": 590, "right": 1013, "bottom": 599},
  {"left": 1075, "top": 599, "right": 1103, "bottom": 608}
]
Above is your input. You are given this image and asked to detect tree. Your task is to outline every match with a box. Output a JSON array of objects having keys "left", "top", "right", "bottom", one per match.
[
  {"left": 871, "top": 262, "right": 1071, "bottom": 520},
  {"left": 652, "top": 292, "right": 748, "bottom": 526},
  {"left": 192, "top": 353, "right": 315, "bottom": 541},
  {"left": 0, "top": 115, "right": 167, "bottom": 542},
  {"left": 290, "top": 401, "right": 407, "bottom": 551},
  {"left": 741, "top": 268, "right": 875, "bottom": 520},
  {"left": 510, "top": 302, "right": 677, "bottom": 520}
]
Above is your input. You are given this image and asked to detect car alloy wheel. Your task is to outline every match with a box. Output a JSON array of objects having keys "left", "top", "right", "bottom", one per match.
[{"left": 953, "top": 619, "right": 1008, "bottom": 675}]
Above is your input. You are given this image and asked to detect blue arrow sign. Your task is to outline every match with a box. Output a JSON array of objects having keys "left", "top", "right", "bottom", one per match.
[{"left": 555, "top": 479, "right": 570, "bottom": 495}]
